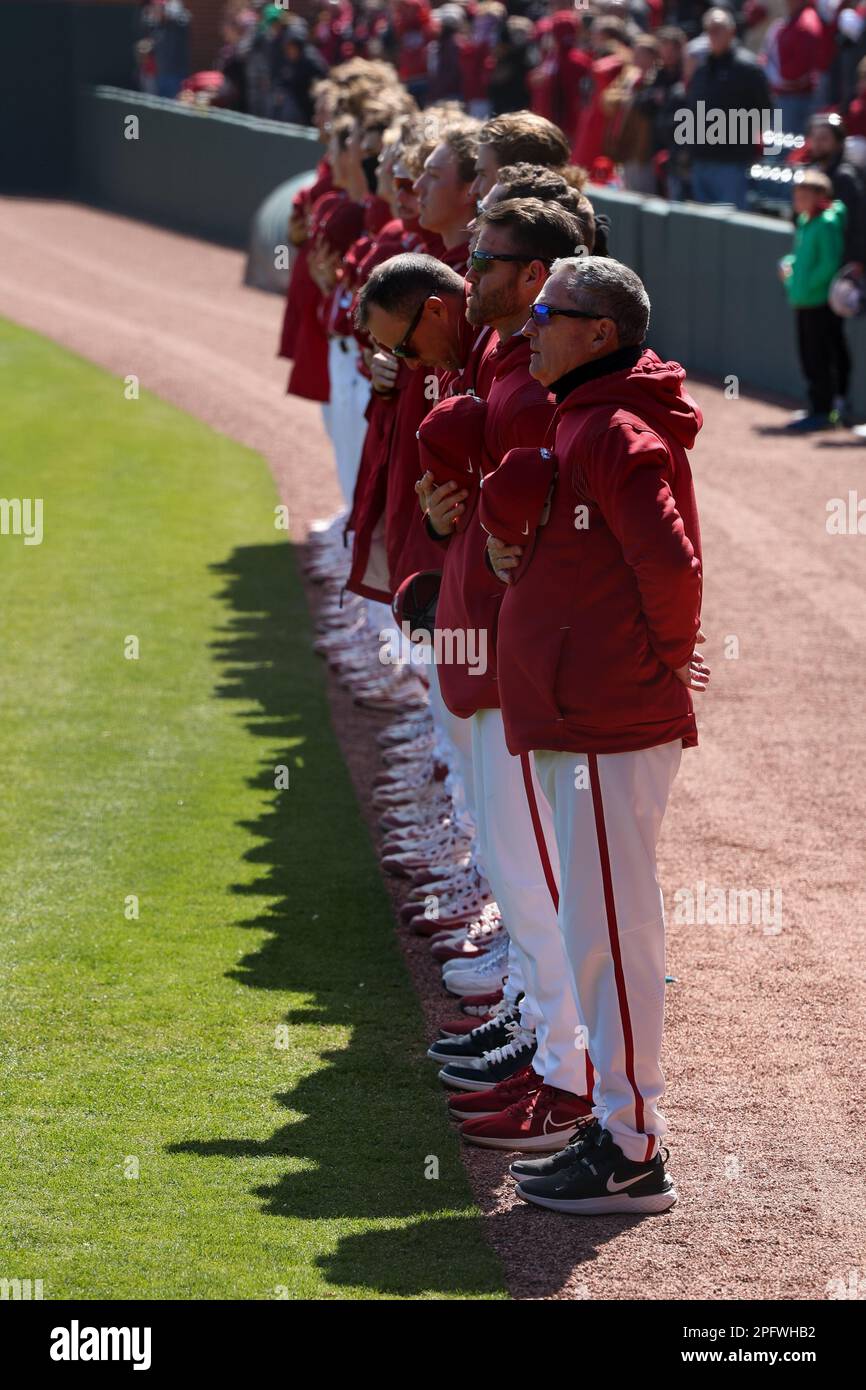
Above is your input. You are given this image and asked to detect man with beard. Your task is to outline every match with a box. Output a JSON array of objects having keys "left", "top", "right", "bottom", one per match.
[{"left": 355, "top": 199, "right": 599, "bottom": 1151}]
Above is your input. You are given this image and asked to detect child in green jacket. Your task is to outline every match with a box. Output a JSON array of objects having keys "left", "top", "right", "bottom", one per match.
[{"left": 780, "top": 170, "right": 849, "bottom": 431}]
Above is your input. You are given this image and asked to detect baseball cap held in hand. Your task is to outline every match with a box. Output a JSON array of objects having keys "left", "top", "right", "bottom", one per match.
[
  {"left": 416, "top": 393, "right": 487, "bottom": 534},
  {"left": 479, "top": 446, "right": 557, "bottom": 548}
]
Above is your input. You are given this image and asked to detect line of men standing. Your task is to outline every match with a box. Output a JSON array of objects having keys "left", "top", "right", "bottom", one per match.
[{"left": 282, "top": 60, "right": 709, "bottom": 1216}]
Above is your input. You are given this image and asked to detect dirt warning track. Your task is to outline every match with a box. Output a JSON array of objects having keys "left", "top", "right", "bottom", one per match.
[{"left": 2, "top": 197, "right": 864, "bottom": 1301}]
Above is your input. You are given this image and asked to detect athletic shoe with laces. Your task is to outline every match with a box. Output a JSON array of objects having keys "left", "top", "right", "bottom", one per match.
[
  {"left": 382, "top": 819, "right": 454, "bottom": 849},
  {"left": 400, "top": 876, "right": 475, "bottom": 924},
  {"left": 426, "top": 1002, "right": 518, "bottom": 1064},
  {"left": 459, "top": 987, "right": 504, "bottom": 1015},
  {"left": 383, "top": 833, "right": 474, "bottom": 877},
  {"left": 381, "top": 736, "right": 436, "bottom": 766},
  {"left": 377, "top": 715, "right": 432, "bottom": 746},
  {"left": 460, "top": 1085, "right": 594, "bottom": 1152},
  {"left": 357, "top": 682, "right": 428, "bottom": 714},
  {"left": 406, "top": 894, "right": 492, "bottom": 934},
  {"left": 441, "top": 954, "right": 510, "bottom": 998},
  {"left": 438, "top": 1022, "right": 536, "bottom": 1091},
  {"left": 411, "top": 902, "right": 499, "bottom": 940},
  {"left": 430, "top": 922, "right": 504, "bottom": 963},
  {"left": 379, "top": 796, "right": 452, "bottom": 831},
  {"left": 515, "top": 1126, "right": 677, "bottom": 1215},
  {"left": 783, "top": 411, "right": 832, "bottom": 434},
  {"left": 407, "top": 890, "right": 492, "bottom": 933},
  {"left": 446, "top": 1064, "right": 541, "bottom": 1118},
  {"left": 509, "top": 1119, "right": 602, "bottom": 1179},
  {"left": 441, "top": 936, "right": 509, "bottom": 988}
]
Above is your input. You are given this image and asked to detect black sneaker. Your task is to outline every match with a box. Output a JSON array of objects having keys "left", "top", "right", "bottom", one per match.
[
  {"left": 427, "top": 1005, "right": 518, "bottom": 1064},
  {"left": 438, "top": 1023, "right": 536, "bottom": 1091},
  {"left": 509, "top": 1118, "right": 601, "bottom": 1180},
  {"left": 515, "top": 1127, "right": 677, "bottom": 1215}
]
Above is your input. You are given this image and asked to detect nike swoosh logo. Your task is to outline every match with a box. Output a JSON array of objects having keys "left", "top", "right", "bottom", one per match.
[
  {"left": 606, "top": 1171, "right": 649, "bottom": 1193},
  {"left": 543, "top": 1113, "right": 579, "bottom": 1134},
  {"left": 521, "top": 522, "right": 529, "bottom": 536},
  {"left": 467, "top": 458, "right": 474, "bottom": 474}
]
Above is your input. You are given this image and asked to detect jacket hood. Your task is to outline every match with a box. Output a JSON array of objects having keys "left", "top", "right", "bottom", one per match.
[{"left": 559, "top": 348, "right": 702, "bottom": 450}]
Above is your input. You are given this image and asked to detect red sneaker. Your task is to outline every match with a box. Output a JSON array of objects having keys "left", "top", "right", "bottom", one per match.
[
  {"left": 460, "top": 1085, "right": 594, "bottom": 1151},
  {"left": 430, "top": 926, "right": 503, "bottom": 963},
  {"left": 447, "top": 1065, "right": 541, "bottom": 1120}
]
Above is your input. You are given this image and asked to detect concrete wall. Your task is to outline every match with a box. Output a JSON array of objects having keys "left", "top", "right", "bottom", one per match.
[
  {"left": 0, "top": 1, "right": 138, "bottom": 194},
  {"left": 76, "top": 86, "right": 320, "bottom": 247},
  {"left": 589, "top": 186, "right": 866, "bottom": 414}
]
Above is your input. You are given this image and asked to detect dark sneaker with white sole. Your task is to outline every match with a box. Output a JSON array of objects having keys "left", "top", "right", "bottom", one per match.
[
  {"left": 427, "top": 1004, "right": 518, "bottom": 1064},
  {"left": 509, "top": 1118, "right": 602, "bottom": 1179},
  {"left": 438, "top": 1023, "right": 536, "bottom": 1091},
  {"left": 515, "top": 1126, "right": 677, "bottom": 1216}
]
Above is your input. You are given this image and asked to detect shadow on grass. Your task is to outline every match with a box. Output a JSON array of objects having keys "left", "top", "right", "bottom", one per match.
[{"left": 167, "top": 539, "right": 506, "bottom": 1298}]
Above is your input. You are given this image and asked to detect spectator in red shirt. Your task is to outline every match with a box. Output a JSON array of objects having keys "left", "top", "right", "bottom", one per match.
[
  {"left": 458, "top": 1, "right": 504, "bottom": 118},
  {"left": 529, "top": 10, "right": 593, "bottom": 154},
  {"left": 394, "top": 0, "right": 434, "bottom": 105},
  {"left": 761, "top": 1, "right": 827, "bottom": 134},
  {"left": 573, "top": 18, "right": 633, "bottom": 170}
]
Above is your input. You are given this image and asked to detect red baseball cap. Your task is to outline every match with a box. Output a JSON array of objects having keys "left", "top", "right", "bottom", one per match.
[
  {"left": 478, "top": 446, "right": 556, "bottom": 547},
  {"left": 416, "top": 393, "right": 487, "bottom": 534}
]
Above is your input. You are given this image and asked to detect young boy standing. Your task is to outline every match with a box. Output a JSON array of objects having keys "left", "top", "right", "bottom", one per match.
[{"left": 780, "top": 169, "right": 849, "bottom": 432}]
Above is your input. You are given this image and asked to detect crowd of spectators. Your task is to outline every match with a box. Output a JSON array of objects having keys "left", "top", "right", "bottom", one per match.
[{"left": 137, "top": 2, "right": 866, "bottom": 206}]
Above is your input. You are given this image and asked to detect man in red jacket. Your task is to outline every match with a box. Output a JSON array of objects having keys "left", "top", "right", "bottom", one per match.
[{"left": 483, "top": 255, "right": 709, "bottom": 1214}]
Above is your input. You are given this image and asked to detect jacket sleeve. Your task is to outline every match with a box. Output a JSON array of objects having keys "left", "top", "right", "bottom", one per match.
[{"left": 583, "top": 421, "right": 702, "bottom": 671}]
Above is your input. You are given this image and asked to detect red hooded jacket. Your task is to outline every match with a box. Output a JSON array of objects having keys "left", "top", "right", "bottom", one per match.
[
  {"left": 486, "top": 348, "right": 703, "bottom": 756},
  {"left": 431, "top": 331, "right": 557, "bottom": 717},
  {"left": 344, "top": 220, "right": 432, "bottom": 596},
  {"left": 382, "top": 242, "right": 475, "bottom": 598},
  {"left": 287, "top": 192, "right": 364, "bottom": 404},
  {"left": 279, "top": 160, "right": 333, "bottom": 362}
]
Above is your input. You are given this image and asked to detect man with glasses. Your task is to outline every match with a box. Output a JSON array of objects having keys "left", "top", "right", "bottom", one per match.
[
  {"left": 357, "top": 200, "right": 600, "bottom": 1151},
  {"left": 484, "top": 256, "right": 709, "bottom": 1214}
]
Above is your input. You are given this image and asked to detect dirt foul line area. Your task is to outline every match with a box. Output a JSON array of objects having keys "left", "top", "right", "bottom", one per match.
[{"left": 2, "top": 197, "right": 864, "bottom": 1301}]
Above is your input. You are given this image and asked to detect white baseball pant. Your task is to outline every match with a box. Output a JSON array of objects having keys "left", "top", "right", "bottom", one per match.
[
  {"left": 534, "top": 741, "right": 682, "bottom": 1161},
  {"left": 327, "top": 337, "right": 370, "bottom": 508},
  {"left": 471, "top": 708, "right": 593, "bottom": 1095}
]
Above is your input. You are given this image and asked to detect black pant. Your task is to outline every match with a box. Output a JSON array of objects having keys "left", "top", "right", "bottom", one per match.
[{"left": 796, "top": 306, "right": 851, "bottom": 415}]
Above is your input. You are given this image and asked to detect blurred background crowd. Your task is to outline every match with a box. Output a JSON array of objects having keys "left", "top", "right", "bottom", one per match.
[{"left": 136, "top": 2, "right": 866, "bottom": 209}]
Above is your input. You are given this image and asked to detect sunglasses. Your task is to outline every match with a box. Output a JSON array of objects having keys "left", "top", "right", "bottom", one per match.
[
  {"left": 392, "top": 296, "right": 428, "bottom": 359},
  {"left": 469, "top": 250, "right": 542, "bottom": 275},
  {"left": 530, "top": 304, "right": 604, "bottom": 326},
  {"left": 393, "top": 176, "right": 415, "bottom": 193}
]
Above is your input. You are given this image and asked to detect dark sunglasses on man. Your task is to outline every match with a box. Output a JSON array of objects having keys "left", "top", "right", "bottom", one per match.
[
  {"left": 529, "top": 303, "right": 604, "bottom": 325},
  {"left": 391, "top": 296, "right": 429, "bottom": 359},
  {"left": 469, "top": 250, "right": 549, "bottom": 276}
]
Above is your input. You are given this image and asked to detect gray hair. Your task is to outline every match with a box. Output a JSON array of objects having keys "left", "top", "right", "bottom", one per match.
[
  {"left": 550, "top": 255, "right": 650, "bottom": 347},
  {"left": 703, "top": 6, "right": 736, "bottom": 31}
]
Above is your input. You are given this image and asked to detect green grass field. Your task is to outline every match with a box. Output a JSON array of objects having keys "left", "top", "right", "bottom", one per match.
[{"left": 0, "top": 318, "right": 506, "bottom": 1300}]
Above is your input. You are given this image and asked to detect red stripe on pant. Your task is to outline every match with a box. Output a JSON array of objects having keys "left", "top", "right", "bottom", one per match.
[
  {"left": 520, "top": 752, "right": 595, "bottom": 1101},
  {"left": 587, "top": 753, "right": 654, "bottom": 1163}
]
